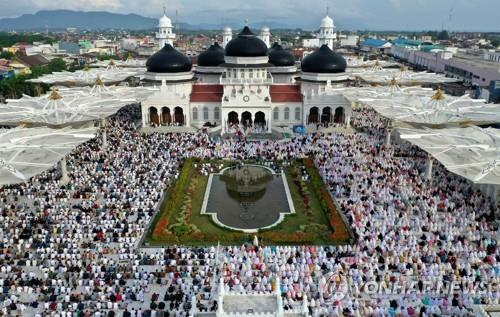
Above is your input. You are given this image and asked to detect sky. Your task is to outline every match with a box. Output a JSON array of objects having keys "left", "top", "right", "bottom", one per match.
[{"left": 0, "top": 0, "right": 499, "bottom": 31}]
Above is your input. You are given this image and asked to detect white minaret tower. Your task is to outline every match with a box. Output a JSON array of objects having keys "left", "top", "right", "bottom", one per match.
[
  {"left": 156, "top": 5, "right": 176, "bottom": 49},
  {"left": 222, "top": 26, "right": 232, "bottom": 48},
  {"left": 318, "top": 5, "right": 336, "bottom": 49},
  {"left": 259, "top": 26, "right": 271, "bottom": 48}
]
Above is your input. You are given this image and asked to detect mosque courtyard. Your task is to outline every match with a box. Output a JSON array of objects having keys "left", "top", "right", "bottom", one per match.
[{"left": 145, "top": 158, "right": 351, "bottom": 246}]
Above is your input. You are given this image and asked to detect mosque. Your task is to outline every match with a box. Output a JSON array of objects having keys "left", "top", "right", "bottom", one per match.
[{"left": 141, "top": 11, "right": 352, "bottom": 134}]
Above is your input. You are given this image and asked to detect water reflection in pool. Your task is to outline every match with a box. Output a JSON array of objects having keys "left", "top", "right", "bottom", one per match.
[{"left": 204, "top": 164, "right": 292, "bottom": 231}]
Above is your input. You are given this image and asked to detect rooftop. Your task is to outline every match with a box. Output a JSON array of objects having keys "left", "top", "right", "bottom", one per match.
[{"left": 453, "top": 53, "right": 500, "bottom": 71}]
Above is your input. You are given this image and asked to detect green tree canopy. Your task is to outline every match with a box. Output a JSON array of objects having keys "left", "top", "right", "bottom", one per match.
[{"left": 437, "top": 30, "right": 450, "bottom": 41}]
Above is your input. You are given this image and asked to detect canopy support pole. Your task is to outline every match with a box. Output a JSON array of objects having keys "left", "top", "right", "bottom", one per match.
[
  {"left": 487, "top": 184, "right": 497, "bottom": 202},
  {"left": 60, "top": 157, "right": 69, "bottom": 185},
  {"left": 385, "top": 128, "right": 392, "bottom": 147},
  {"left": 102, "top": 130, "right": 107, "bottom": 148},
  {"left": 425, "top": 156, "right": 433, "bottom": 180},
  {"left": 101, "top": 118, "right": 107, "bottom": 149}
]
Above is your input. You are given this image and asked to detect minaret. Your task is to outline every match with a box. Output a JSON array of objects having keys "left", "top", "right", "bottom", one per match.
[
  {"left": 259, "top": 26, "right": 271, "bottom": 47},
  {"left": 222, "top": 26, "right": 232, "bottom": 48},
  {"left": 318, "top": 5, "right": 336, "bottom": 49},
  {"left": 156, "top": 5, "right": 176, "bottom": 49}
]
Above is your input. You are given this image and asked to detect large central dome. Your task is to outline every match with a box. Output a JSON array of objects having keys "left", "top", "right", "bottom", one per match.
[
  {"left": 301, "top": 45, "right": 346, "bottom": 73},
  {"left": 225, "top": 26, "right": 268, "bottom": 57},
  {"left": 146, "top": 44, "right": 192, "bottom": 73}
]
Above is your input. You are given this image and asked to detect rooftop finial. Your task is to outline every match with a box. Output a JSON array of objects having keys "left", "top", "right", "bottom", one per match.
[
  {"left": 95, "top": 75, "right": 104, "bottom": 87},
  {"left": 389, "top": 76, "right": 398, "bottom": 87},
  {"left": 326, "top": 2, "right": 330, "bottom": 16},
  {"left": 244, "top": 18, "right": 249, "bottom": 26},
  {"left": 431, "top": 87, "right": 445, "bottom": 101},
  {"left": 48, "top": 87, "right": 62, "bottom": 100},
  {"left": 163, "top": 2, "right": 167, "bottom": 15}
]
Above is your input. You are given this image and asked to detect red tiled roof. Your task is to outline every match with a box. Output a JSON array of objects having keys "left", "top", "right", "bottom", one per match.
[
  {"left": 270, "top": 85, "right": 303, "bottom": 103},
  {"left": 190, "top": 84, "right": 223, "bottom": 102}
]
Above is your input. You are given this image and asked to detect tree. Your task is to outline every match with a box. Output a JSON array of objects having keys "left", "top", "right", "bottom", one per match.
[
  {"left": 98, "top": 54, "right": 120, "bottom": 61},
  {"left": 47, "top": 58, "right": 67, "bottom": 72},
  {"left": 0, "top": 58, "right": 66, "bottom": 99},
  {"left": 437, "top": 30, "right": 449, "bottom": 41},
  {"left": 490, "top": 37, "right": 500, "bottom": 48},
  {"left": 0, "top": 51, "right": 14, "bottom": 60}
]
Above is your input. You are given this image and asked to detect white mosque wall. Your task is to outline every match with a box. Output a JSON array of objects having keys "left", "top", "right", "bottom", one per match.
[
  {"left": 142, "top": 82, "right": 193, "bottom": 127},
  {"left": 271, "top": 102, "right": 303, "bottom": 126},
  {"left": 190, "top": 102, "right": 222, "bottom": 128},
  {"left": 270, "top": 73, "right": 297, "bottom": 84},
  {"left": 196, "top": 73, "right": 223, "bottom": 84},
  {"left": 302, "top": 93, "right": 352, "bottom": 125}
]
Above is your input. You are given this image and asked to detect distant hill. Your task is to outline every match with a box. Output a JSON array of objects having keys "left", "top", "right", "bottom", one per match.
[
  {"left": 0, "top": 9, "right": 364, "bottom": 32},
  {"left": 0, "top": 10, "right": 161, "bottom": 31},
  {"left": 0, "top": 10, "right": 300, "bottom": 32}
]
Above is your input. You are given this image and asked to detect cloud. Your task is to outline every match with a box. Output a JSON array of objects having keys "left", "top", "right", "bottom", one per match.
[{"left": 0, "top": 0, "right": 499, "bottom": 30}]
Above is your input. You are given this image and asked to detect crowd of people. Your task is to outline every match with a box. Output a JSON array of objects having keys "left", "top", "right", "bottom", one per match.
[{"left": 0, "top": 105, "right": 497, "bottom": 316}]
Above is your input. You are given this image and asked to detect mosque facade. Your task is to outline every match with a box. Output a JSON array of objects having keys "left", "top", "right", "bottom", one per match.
[{"left": 141, "top": 12, "right": 351, "bottom": 134}]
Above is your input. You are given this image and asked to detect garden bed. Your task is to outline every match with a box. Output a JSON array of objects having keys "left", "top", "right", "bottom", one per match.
[{"left": 145, "top": 158, "right": 351, "bottom": 246}]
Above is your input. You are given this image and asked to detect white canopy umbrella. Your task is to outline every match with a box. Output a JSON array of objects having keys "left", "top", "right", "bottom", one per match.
[
  {"left": 0, "top": 87, "right": 136, "bottom": 126},
  {"left": 346, "top": 58, "right": 399, "bottom": 70},
  {"left": 28, "top": 66, "right": 142, "bottom": 86},
  {"left": 335, "top": 82, "right": 435, "bottom": 104},
  {"left": 91, "top": 56, "right": 146, "bottom": 69},
  {"left": 0, "top": 126, "right": 96, "bottom": 186},
  {"left": 359, "top": 89, "right": 499, "bottom": 126},
  {"left": 52, "top": 78, "right": 158, "bottom": 101},
  {"left": 398, "top": 126, "right": 500, "bottom": 185},
  {"left": 356, "top": 67, "right": 458, "bottom": 85}
]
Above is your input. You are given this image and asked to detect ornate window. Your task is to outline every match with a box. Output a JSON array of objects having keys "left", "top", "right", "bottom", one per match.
[
  {"left": 214, "top": 107, "right": 220, "bottom": 120},
  {"left": 295, "top": 107, "right": 301, "bottom": 121},
  {"left": 192, "top": 107, "right": 198, "bottom": 121},
  {"left": 284, "top": 107, "right": 290, "bottom": 121},
  {"left": 273, "top": 107, "right": 279, "bottom": 121},
  {"left": 203, "top": 107, "right": 209, "bottom": 120}
]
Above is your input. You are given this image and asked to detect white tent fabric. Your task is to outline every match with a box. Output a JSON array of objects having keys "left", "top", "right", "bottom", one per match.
[
  {"left": 346, "top": 58, "right": 399, "bottom": 69},
  {"left": 398, "top": 126, "right": 500, "bottom": 185},
  {"left": 0, "top": 126, "right": 96, "bottom": 185},
  {"left": 359, "top": 92, "right": 499, "bottom": 125},
  {"left": 91, "top": 58, "right": 146, "bottom": 68},
  {"left": 356, "top": 69, "right": 458, "bottom": 85},
  {"left": 0, "top": 88, "right": 136, "bottom": 125},
  {"left": 53, "top": 83, "right": 157, "bottom": 102},
  {"left": 28, "top": 68, "right": 142, "bottom": 86},
  {"left": 335, "top": 85, "right": 435, "bottom": 103}
]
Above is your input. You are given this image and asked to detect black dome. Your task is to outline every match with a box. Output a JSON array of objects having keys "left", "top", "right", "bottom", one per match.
[
  {"left": 301, "top": 45, "right": 347, "bottom": 73},
  {"left": 225, "top": 26, "right": 268, "bottom": 57},
  {"left": 197, "top": 43, "right": 225, "bottom": 67},
  {"left": 268, "top": 42, "right": 295, "bottom": 67},
  {"left": 146, "top": 44, "right": 192, "bottom": 73}
]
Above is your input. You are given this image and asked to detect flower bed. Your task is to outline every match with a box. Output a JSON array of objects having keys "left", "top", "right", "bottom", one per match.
[
  {"left": 303, "top": 158, "right": 350, "bottom": 242},
  {"left": 146, "top": 159, "right": 352, "bottom": 246}
]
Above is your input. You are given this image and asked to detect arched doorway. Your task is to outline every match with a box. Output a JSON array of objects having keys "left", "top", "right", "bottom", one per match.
[
  {"left": 254, "top": 111, "right": 266, "bottom": 132},
  {"left": 161, "top": 107, "right": 171, "bottom": 125},
  {"left": 228, "top": 111, "right": 239, "bottom": 125},
  {"left": 149, "top": 107, "right": 159, "bottom": 126},
  {"left": 174, "top": 107, "right": 184, "bottom": 125},
  {"left": 308, "top": 107, "right": 319, "bottom": 124},
  {"left": 321, "top": 107, "right": 332, "bottom": 125},
  {"left": 334, "top": 107, "right": 345, "bottom": 124},
  {"left": 241, "top": 111, "right": 252, "bottom": 128}
]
